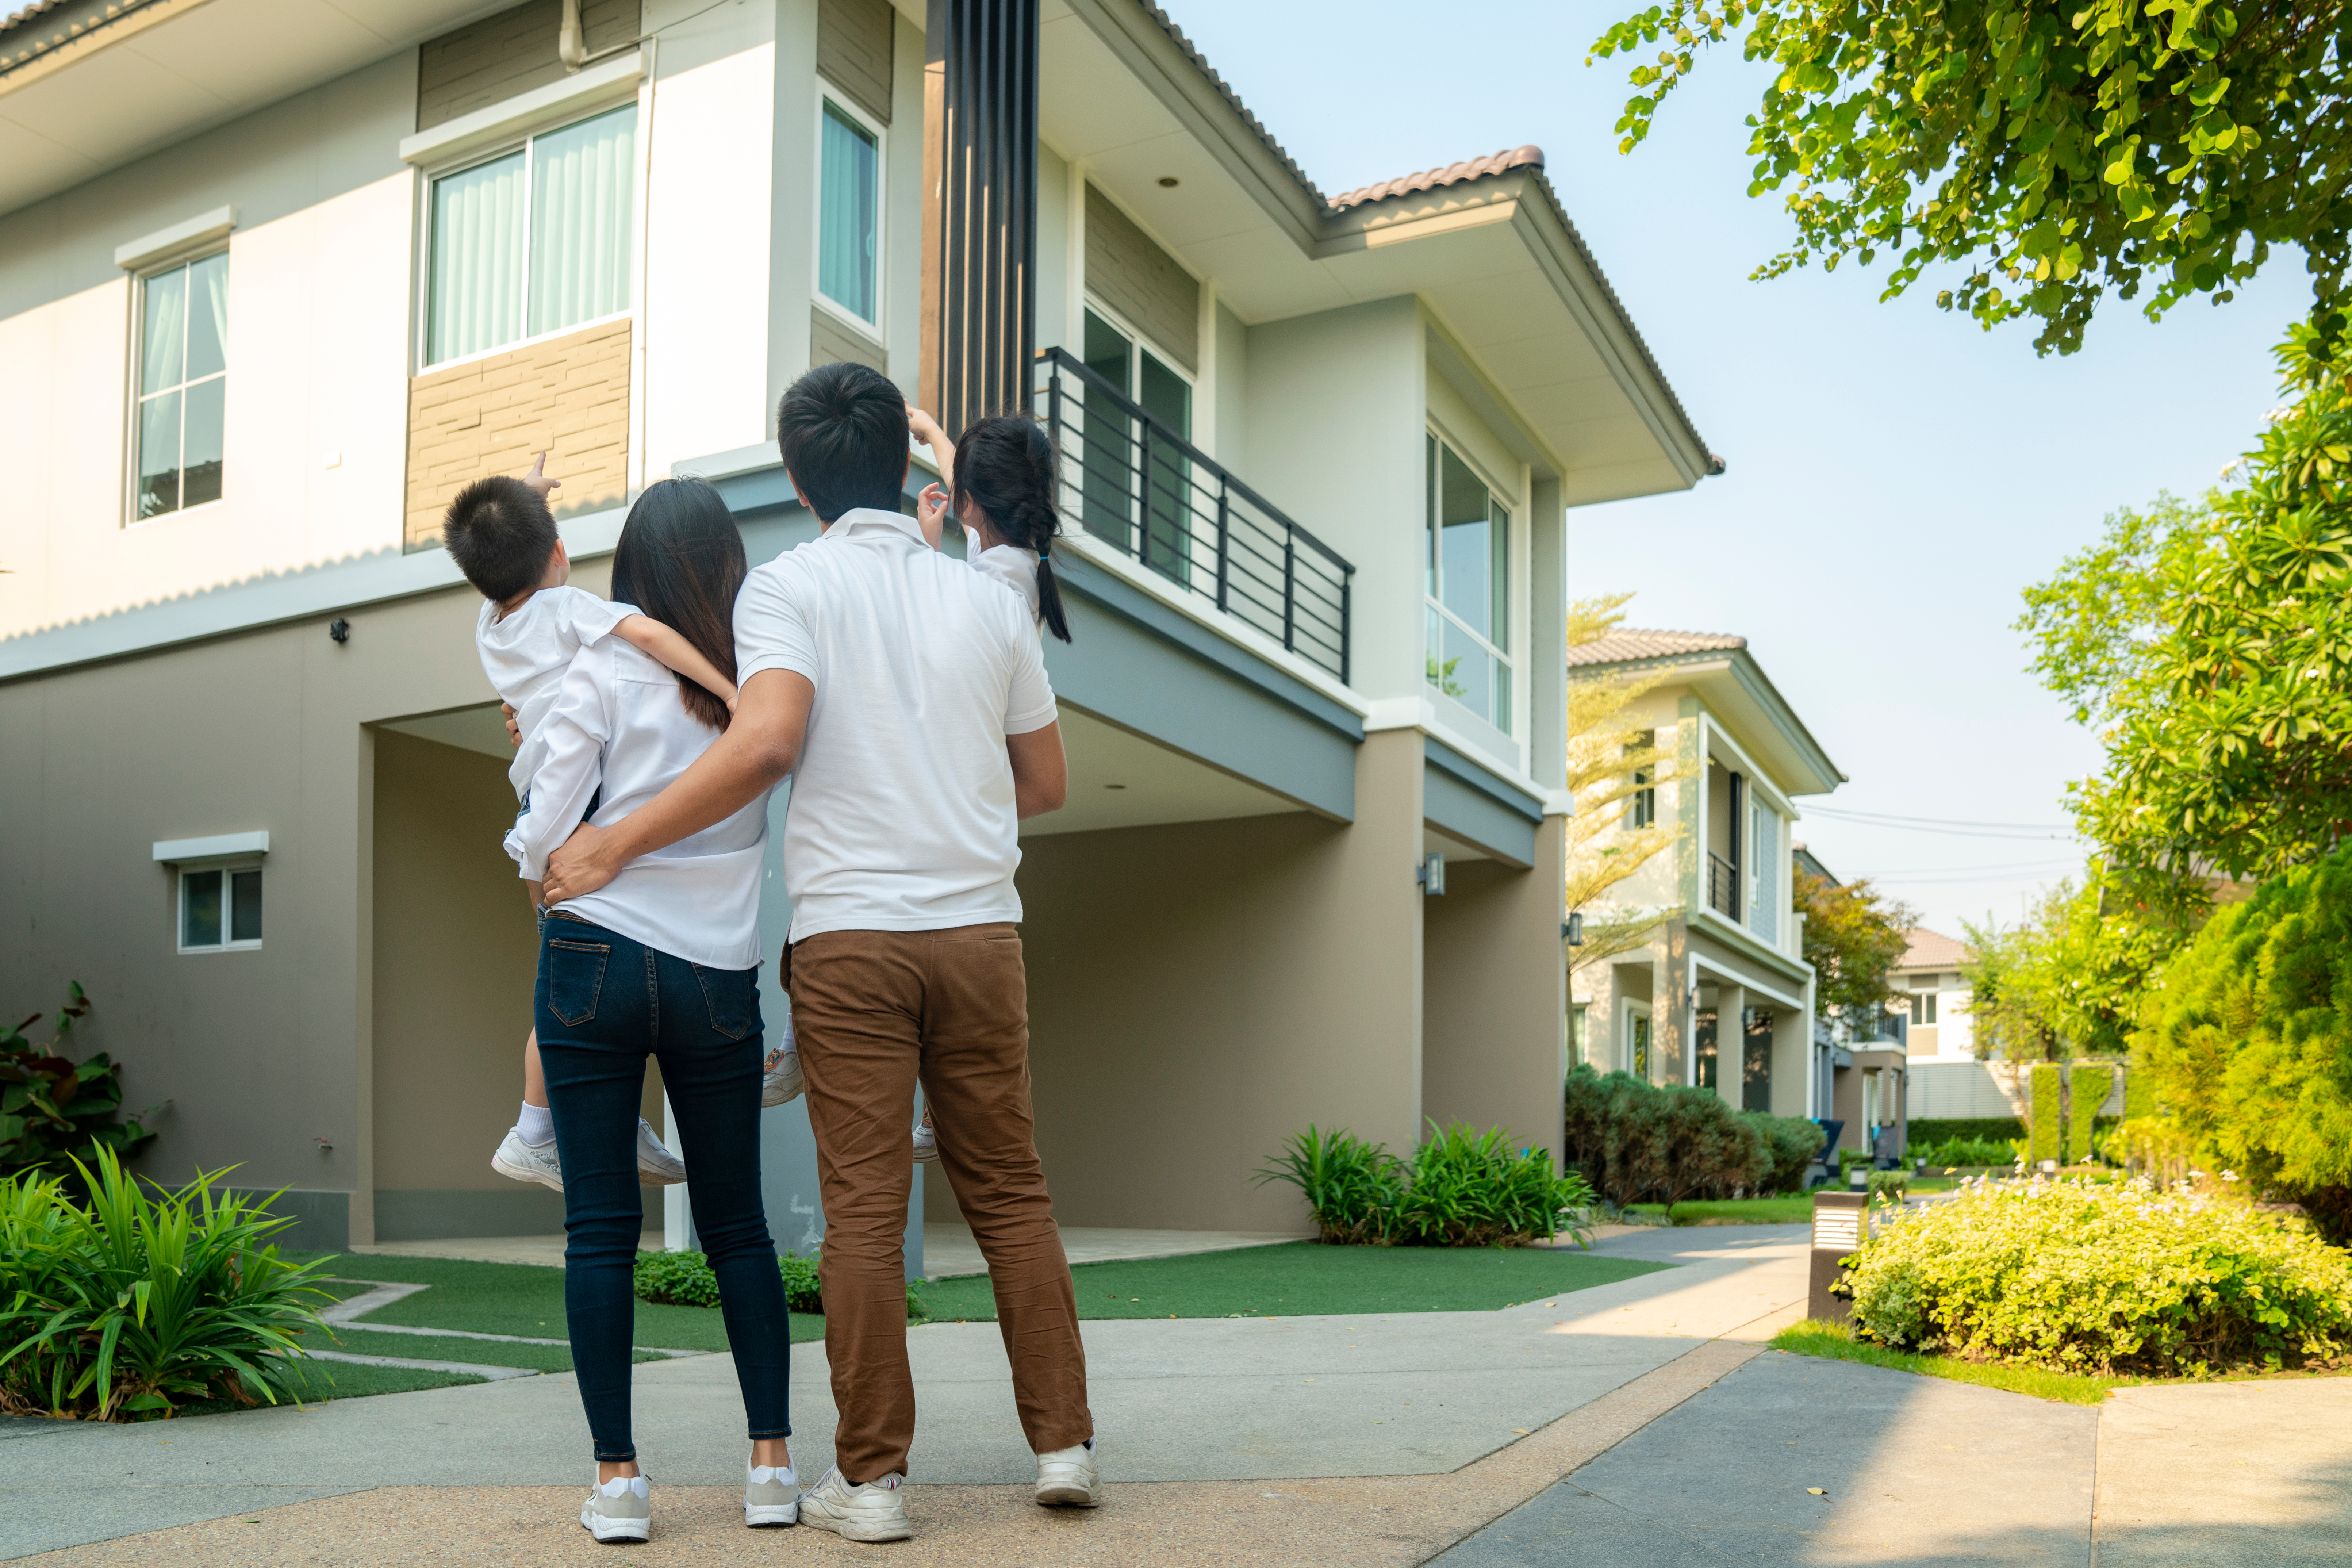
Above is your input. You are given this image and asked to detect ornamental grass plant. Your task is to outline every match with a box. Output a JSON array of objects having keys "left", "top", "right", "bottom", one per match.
[
  {"left": 1843, "top": 1176, "right": 2352, "bottom": 1377},
  {"left": 1254, "top": 1123, "right": 1597, "bottom": 1248},
  {"left": 0, "top": 1150, "right": 331, "bottom": 1420}
]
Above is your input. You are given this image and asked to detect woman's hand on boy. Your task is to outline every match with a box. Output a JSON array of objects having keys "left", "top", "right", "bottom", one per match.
[
  {"left": 502, "top": 703, "right": 520, "bottom": 748},
  {"left": 543, "top": 821, "right": 618, "bottom": 905}
]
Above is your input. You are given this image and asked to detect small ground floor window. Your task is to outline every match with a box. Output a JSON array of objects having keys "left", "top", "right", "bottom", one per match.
[{"left": 180, "top": 864, "right": 262, "bottom": 951}]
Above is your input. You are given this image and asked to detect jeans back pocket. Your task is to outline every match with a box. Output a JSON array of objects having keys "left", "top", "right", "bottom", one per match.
[
  {"left": 546, "top": 938, "right": 611, "bottom": 1027},
  {"left": 694, "top": 964, "right": 763, "bottom": 1041}
]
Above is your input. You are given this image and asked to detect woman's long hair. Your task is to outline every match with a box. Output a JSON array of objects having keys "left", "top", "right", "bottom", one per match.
[
  {"left": 608, "top": 476, "right": 747, "bottom": 729},
  {"left": 949, "top": 413, "right": 1073, "bottom": 643}
]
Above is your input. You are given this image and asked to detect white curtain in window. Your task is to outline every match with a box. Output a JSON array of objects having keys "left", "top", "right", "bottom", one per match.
[
  {"left": 530, "top": 105, "right": 637, "bottom": 338},
  {"left": 190, "top": 251, "right": 229, "bottom": 380},
  {"left": 428, "top": 150, "right": 527, "bottom": 364},
  {"left": 1749, "top": 805, "right": 1779, "bottom": 942},
  {"left": 818, "top": 102, "right": 878, "bottom": 321}
]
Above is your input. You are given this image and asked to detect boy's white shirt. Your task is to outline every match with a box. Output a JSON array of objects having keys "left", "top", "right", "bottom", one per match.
[{"left": 474, "top": 584, "right": 634, "bottom": 799}]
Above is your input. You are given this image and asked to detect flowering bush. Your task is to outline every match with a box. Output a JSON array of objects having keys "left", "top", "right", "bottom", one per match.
[{"left": 1843, "top": 1177, "right": 2352, "bottom": 1376}]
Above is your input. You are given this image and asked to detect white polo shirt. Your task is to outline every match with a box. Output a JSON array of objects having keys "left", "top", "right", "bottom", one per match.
[{"left": 734, "top": 507, "right": 1058, "bottom": 943}]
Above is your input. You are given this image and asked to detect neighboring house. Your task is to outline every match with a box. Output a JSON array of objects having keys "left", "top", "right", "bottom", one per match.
[
  {"left": 1783, "top": 843, "right": 1912, "bottom": 1155},
  {"left": 1565, "top": 631, "right": 1844, "bottom": 1126},
  {"left": 0, "top": 0, "right": 1716, "bottom": 1254},
  {"left": 1895, "top": 926, "right": 1975, "bottom": 1062}
]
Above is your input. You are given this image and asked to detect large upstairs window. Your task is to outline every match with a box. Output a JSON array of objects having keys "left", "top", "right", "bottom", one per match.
[
  {"left": 425, "top": 104, "right": 637, "bottom": 367},
  {"left": 134, "top": 252, "right": 228, "bottom": 521},
  {"left": 817, "top": 95, "right": 883, "bottom": 328},
  {"left": 1424, "top": 433, "right": 1512, "bottom": 734},
  {"left": 1079, "top": 304, "right": 1193, "bottom": 580}
]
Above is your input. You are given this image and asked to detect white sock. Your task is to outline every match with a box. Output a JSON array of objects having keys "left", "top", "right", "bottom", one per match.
[{"left": 518, "top": 1101, "right": 555, "bottom": 1146}]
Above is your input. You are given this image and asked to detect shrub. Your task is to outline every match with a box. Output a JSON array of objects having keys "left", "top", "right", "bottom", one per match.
[
  {"left": 1561, "top": 1066, "right": 1769, "bottom": 1207},
  {"left": 2137, "top": 844, "right": 2352, "bottom": 1244},
  {"left": 2067, "top": 1066, "right": 2114, "bottom": 1165},
  {"left": 1743, "top": 1112, "right": 1826, "bottom": 1193},
  {"left": 1915, "top": 1135, "right": 2019, "bottom": 1169},
  {"left": 1, "top": 984, "right": 161, "bottom": 1180},
  {"left": 1843, "top": 1177, "right": 2352, "bottom": 1376},
  {"left": 2028, "top": 1064, "right": 2063, "bottom": 1165},
  {"left": 1909, "top": 1116, "right": 2025, "bottom": 1147},
  {"left": 1255, "top": 1123, "right": 1597, "bottom": 1247},
  {"left": 1866, "top": 1169, "right": 1908, "bottom": 1204},
  {"left": 0, "top": 1150, "right": 330, "bottom": 1420},
  {"left": 634, "top": 1249, "right": 825, "bottom": 1314}
]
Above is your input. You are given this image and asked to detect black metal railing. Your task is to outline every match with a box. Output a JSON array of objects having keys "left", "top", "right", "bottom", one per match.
[
  {"left": 1707, "top": 852, "right": 1741, "bottom": 919},
  {"left": 1033, "top": 346, "right": 1353, "bottom": 683}
]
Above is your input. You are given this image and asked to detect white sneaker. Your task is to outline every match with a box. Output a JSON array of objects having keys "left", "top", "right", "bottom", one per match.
[
  {"left": 580, "top": 1473, "right": 651, "bottom": 1542},
  {"left": 744, "top": 1461, "right": 799, "bottom": 1527},
  {"left": 636, "top": 1119, "right": 688, "bottom": 1186},
  {"left": 1035, "top": 1438, "right": 1098, "bottom": 1507},
  {"left": 492, "top": 1129, "right": 563, "bottom": 1192},
  {"left": 912, "top": 1105, "right": 938, "bottom": 1165},
  {"left": 795, "top": 1466, "right": 912, "bottom": 1542},
  {"left": 761, "top": 1045, "right": 805, "bottom": 1108}
]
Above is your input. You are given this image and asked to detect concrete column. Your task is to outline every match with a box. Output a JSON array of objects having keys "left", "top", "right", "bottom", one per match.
[
  {"left": 1771, "top": 983, "right": 1812, "bottom": 1117},
  {"left": 1422, "top": 813, "right": 1568, "bottom": 1163},
  {"left": 1712, "top": 982, "right": 1745, "bottom": 1109}
]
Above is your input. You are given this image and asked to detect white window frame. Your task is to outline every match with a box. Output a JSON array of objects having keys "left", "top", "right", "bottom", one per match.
[
  {"left": 176, "top": 858, "right": 264, "bottom": 954},
  {"left": 1909, "top": 988, "right": 1939, "bottom": 1027},
  {"left": 1423, "top": 425, "right": 1516, "bottom": 734},
  {"left": 414, "top": 102, "right": 642, "bottom": 376},
  {"left": 1079, "top": 294, "right": 1195, "bottom": 419},
  {"left": 124, "top": 247, "right": 230, "bottom": 529},
  {"left": 812, "top": 84, "right": 889, "bottom": 342}
]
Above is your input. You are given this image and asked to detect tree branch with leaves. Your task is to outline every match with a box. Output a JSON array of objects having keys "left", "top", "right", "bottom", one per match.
[{"left": 1566, "top": 594, "right": 1686, "bottom": 979}]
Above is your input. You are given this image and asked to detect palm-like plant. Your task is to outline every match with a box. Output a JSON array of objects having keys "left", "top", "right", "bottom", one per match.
[{"left": 0, "top": 1149, "right": 332, "bottom": 1420}]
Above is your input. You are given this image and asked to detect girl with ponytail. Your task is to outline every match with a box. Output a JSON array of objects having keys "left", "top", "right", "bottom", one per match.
[{"left": 910, "top": 409, "right": 1074, "bottom": 643}]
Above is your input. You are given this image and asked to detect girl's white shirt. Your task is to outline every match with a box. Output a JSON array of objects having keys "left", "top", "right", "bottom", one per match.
[
  {"left": 966, "top": 543, "right": 1041, "bottom": 626},
  {"left": 474, "top": 584, "right": 634, "bottom": 800},
  {"left": 503, "top": 639, "right": 775, "bottom": 971}
]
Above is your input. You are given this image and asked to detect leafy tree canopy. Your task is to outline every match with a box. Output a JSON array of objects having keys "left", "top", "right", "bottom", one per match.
[
  {"left": 2018, "top": 325, "right": 2352, "bottom": 908},
  {"left": 1566, "top": 593, "right": 1685, "bottom": 977},
  {"left": 1589, "top": 0, "right": 2352, "bottom": 354},
  {"left": 1961, "top": 874, "right": 2160, "bottom": 1058},
  {"left": 1794, "top": 867, "right": 1915, "bottom": 1019}
]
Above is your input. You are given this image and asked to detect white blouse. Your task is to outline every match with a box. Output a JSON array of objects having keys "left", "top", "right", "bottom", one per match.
[{"left": 504, "top": 639, "right": 774, "bottom": 971}]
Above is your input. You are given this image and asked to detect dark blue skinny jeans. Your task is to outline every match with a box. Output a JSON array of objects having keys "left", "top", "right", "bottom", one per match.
[{"left": 534, "top": 914, "right": 791, "bottom": 1462}]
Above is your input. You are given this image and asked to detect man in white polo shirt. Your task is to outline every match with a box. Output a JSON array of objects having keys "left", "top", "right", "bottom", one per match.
[{"left": 541, "top": 363, "right": 1095, "bottom": 1543}]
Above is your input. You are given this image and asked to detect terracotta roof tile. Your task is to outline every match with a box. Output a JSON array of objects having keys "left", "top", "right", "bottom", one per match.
[
  {"left": 1329, "top": 145, "right": 1546, "bottom": 210},
  {"left": 1566, "top": 628, "right": 1746, "bottom": 668},
  {"left": 1898, "top": 927, "right": 1971, "bottom": 971}
]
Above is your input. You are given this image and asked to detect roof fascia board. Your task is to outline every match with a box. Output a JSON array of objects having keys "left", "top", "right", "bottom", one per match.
[
  {"left": 1577, "top": 646, "right": 1843, "bottom": 797},
  {"left": 0, "top": 0, "right": 212, "bottom": 94},
  {"left": 1056, "top": 0, "right": 1325, "bottom": 253}
]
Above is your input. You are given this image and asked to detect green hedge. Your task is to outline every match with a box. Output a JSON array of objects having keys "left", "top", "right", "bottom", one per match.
[
  {"left": 2029, "top": 1065, "right": 2064, "bottom": 1165},
  {"left": 1908, "top": 1117, "right": 2025, "bottom": 1147},
  {"left": 633, "top": 1250, "right": 828, "bottom": 1315},
  {"left": 2068, "top": 1066, "right": 2115, "bottom": 1165}
]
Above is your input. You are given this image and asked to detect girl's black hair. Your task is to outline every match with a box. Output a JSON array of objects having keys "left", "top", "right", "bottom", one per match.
[
  {"left": 608, "top": 476, "right": 748, "bottom": 729},
  {"left": 949, "top": 413, "right": 1072, "bottom": 643}
]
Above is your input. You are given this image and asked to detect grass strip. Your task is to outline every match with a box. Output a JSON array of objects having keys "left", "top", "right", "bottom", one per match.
[
  {"left": 1771, "top": 1318, "right": 2125, "bottom": 1406},
  {"left": 304, "top": 1327, "right": 669, "bottom": 1373},
  {"left": 917, "top": 1241, "right": 1666, "bottom": 1323},
  {"left": 295, "top": 1254, "right": 825, "bottom": 1349}
]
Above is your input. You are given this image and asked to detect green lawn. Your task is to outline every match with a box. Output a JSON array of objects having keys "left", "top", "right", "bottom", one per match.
[
  {"left": 1626, "top": 1197, "right": 1815, "bottom": 1226},
  {"left": 1771, "top": 1318, "right": 2127, "bottom": 1405},
  {"left": 168, "top": 1358, "right": 490, "bottom": 1418},
  {"left": 916, "top": 1242, "right": 1666, "bottom": 1322}
]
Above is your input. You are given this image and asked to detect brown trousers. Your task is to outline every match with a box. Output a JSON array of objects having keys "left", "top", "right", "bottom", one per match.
[{"left": 786, "top": 923, "right": 1092, "bottom": 1481}]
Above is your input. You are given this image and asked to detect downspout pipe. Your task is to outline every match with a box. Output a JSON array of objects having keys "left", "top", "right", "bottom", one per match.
[{"left": 559, "top": 0, "right": 585, "bottom": 71}]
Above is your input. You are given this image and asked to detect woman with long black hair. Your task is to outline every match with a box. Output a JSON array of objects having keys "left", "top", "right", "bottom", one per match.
[
  {"left": 504, "top": 476, "right": 799, "bottom": 1541},
  {"left": 911, "top": 408, "right": 1074, "bottom": 644}
]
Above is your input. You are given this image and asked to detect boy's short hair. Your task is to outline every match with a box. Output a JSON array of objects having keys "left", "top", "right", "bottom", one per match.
[
  {"left": 443, "top": 476, "right": 559, "bottom": 602},
  {"left": 776, "top": 361, "right": 908, "bottom": 521}
]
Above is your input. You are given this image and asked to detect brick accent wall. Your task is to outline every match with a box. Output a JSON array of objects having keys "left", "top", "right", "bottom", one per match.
[{"left": 404, "top": 319, "right": 632, "bottom": 552}]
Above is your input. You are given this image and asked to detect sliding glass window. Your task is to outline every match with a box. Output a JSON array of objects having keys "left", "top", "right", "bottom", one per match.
[
  {"left": 1424, "top": 433, "right": 1513, "bottom": 734},
  {"left": 425, "top": 104, "right": 637, "bottom": 367},
  {"left": 817, "top": 97, "right": 882, "bottom": 327},
  {"left": 135, "top": 252, "right": 228, "bottom": 520}
]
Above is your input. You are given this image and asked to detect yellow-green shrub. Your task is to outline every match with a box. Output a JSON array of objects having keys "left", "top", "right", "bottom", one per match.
[
  {"left": 2027, "top": 1064, "right": 2063, "bottom": 1165},
  {"left": 1843, "top": 1177, "right": 2352, "bottom": 1376}
]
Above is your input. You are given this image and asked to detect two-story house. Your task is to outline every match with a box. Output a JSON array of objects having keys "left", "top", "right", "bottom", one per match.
[
  {"left": 1565, "top": 630, "right": 1844, "bottom": 1124},
  {"left": 1895, "top": 927, "right": 1975, "bottom": 1062},
  {"left": 0, "top": 0, "right": 1717, "bottom": 1254}
]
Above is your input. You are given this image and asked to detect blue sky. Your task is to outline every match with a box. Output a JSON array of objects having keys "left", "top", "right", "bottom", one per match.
[{"left": 1160, "top": 0, "right": 2311, "bottom": 937}]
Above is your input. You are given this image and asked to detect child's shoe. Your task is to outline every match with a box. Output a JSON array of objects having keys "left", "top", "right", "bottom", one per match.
[
  {"left": 761, "top": 1045, "right": 805, "bottom": 1108},
  {"left": 580, "top": 1472, "right": 652, "bottom": 1542},
  {"left": 744, "top": 1461, "right": 800, "bottom": 1527},
  {"left": 912, "top": 1104, "right": 938, "bottom": 1164},
  {"left": 492, "top": 1128, "right": 563, "bottom": 1191},
  {"left": 636, "top": 1119, "right": 688, "bottom": 1185}
]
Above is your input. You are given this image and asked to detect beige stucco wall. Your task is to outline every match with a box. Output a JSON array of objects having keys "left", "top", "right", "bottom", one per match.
[
  {"left": 950, "top": 729, "right": 1425, "bottom": 1234},
  {"left": 1420, "top": 813, "right": 1567, "bottom": 1163}
]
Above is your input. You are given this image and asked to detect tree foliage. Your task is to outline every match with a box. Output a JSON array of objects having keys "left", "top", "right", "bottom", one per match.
[
  {"left": 1589, "top": 0, "right": 2352, "bottom": 354},
  {"left": 2135, "top": 839, "right": 2352, "bottom": 1243},
  {"left": 1960, "top": 874, "right": 2161, "bottom": 1058},
  {"left": 1793, "top": 866, "right": 1915, "bottom": 1020},
  {"left": 2019, "top": 326, "right": 2352, "bottom": 910},
  {"left": 1565, "top": 593, "right": 1686, "bottom": 977}
]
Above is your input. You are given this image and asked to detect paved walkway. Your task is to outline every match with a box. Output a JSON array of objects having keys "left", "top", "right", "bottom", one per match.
[{"left": 9, "top": 1224, "right": 2346, "bottom": 1564}]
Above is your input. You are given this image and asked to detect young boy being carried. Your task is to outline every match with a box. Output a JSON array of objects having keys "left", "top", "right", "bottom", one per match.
[{"left": 444, "top": 454, "right": 761, "bottom": 1191}]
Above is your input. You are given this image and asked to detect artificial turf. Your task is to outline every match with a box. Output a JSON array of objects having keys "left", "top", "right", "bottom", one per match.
[
  {"left": 915, "top": 1241, "right": 1668, "bottom": 1323},
  {"left": 1626, "top": 1197, "right": 1816, "bottom": 1226},
  {"left": 304, "top": 1326, "right": 668, "bottom": 1373}
]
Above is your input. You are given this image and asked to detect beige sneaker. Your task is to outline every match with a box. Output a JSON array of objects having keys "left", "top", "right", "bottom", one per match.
[
  {"left": 580, "top": 1473, "right": 651, "bottom": 1542},
  {"left": 912, "top": 1105, "right": 938, "bottom": 1164},
  {"left": 744, "top": 1461, "right": 799, "bottom": 1527},
  {"left": 796, "top": 1466, "right": 913, "bottom": 1542},
  {"left": 492, "top": 1129, "right": 563, "bottom": 1191},
  {"left": 1035, "top": 1438, "right": 1099, "bottom": 1507}
]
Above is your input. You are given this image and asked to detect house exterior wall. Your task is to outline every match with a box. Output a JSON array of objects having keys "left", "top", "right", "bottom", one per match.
[
  {"left": 1421, "top": 821, "right": 1567, "bottom": 1161},
  {"left": 815, "top": 0, "right": 895, "bottom": 126},
  {"left": 1083, "top": 184, "right": 1198, "bottom": 371},
  {"left": 417, "top": 0, "right": 643, "bottom": 131}
]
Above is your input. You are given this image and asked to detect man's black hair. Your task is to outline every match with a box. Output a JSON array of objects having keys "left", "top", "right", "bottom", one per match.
[
  {"left": 776, "top": 361, "right": 908, "bottom": 521},
  {"left": 443, "top": 476, "right": 559, "bottom": 603}
]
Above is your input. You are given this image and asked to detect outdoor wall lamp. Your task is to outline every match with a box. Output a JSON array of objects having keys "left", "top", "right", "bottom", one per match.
[
  {"left": 1564, "top": 913, "right": 1584, "bottom": 946},
  {"left": 1418, "top": 853, "right": 1446, "bottom": 896},
  {"left": 328, "top": 618, "right": 350, "bottom": 644}
]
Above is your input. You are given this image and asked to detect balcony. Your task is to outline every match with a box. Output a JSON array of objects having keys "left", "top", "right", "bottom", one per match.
[
  {"left": 1033, "top": 347, "right": 1353, "bottom": 684},
  {"left": 1707, "top": 851, "right": 1740, "bottom": 920}
]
